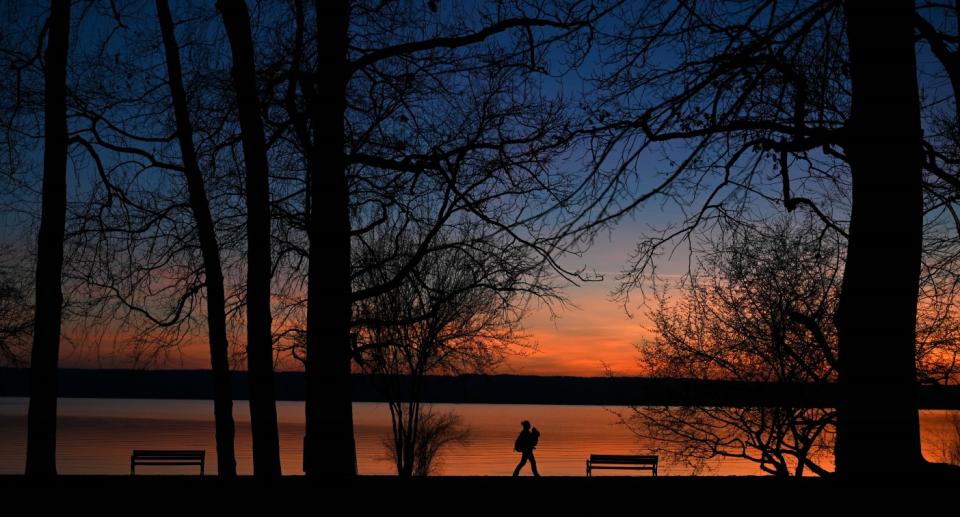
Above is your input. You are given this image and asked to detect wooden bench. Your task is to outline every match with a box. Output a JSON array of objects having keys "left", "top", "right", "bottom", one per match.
[
  {"left": 586, "top": 454, "right": 658, "bottom": 476},
  {"left": 130, "top": 450, "right": 205, "bottom": 476}
]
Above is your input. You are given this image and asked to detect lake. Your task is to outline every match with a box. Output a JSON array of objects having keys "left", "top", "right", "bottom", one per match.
[{"left": 1, "top": 398, "right": 956, "bottom": 476}]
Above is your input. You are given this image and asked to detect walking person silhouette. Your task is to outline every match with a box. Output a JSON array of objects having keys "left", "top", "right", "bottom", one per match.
[{"left": 512, "top": 420, "right": 541, "bottom": 476}]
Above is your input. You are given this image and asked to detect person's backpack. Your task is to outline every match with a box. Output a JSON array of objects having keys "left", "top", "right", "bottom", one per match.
[{"left": 530, "top": 428, "right": 540, "bottom": 449}]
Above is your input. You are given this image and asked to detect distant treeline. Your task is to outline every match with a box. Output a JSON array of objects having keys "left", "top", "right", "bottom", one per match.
[{"left": 1, "top": 368, "right": 958, "bottom": 408}]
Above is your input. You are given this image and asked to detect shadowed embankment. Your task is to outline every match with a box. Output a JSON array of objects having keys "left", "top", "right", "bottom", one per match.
[{"left": 1, "top": 474, "right": 956, "bottom": 511}]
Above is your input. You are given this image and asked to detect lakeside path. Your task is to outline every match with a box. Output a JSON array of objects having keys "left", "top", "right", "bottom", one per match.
[{"left": 2, "top": 474, "right": 958, "bottom": 511}]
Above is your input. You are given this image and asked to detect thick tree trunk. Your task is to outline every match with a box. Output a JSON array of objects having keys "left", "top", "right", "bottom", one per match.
[
  {"left": 216, "top": 0, "right": 281, "bottom": 477},
  {"left": 304, "top": 0, "right": 356, "bottom": 477},
  {"left": 157, "top": 0, "right": 237, "bottom": 477},
  {"left": 24, "top": 0, "right": 70, "bottom": 477},
  {"left": 836, "top": 0, "right": 924, "bottom": 476}
]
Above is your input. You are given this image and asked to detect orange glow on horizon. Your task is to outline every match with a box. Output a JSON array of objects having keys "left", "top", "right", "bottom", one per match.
[{"left": 55, "top": 283, "right": 649, "bottom": 377}]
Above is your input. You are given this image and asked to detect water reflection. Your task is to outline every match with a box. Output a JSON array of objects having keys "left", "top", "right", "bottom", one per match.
[{"left": 0, "top": 398, "right": 955, "bottom": 475}]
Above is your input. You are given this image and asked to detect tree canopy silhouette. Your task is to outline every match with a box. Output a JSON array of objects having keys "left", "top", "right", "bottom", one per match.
[
  {"left": 354, "top": 228, "right": 530, "bottom": 476},
  {"left": 586, "top": 0, "right": 960, "bottom": 476}
]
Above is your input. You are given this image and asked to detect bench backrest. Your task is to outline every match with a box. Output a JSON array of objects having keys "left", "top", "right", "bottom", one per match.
[
  {"left": 589, "top": 454, "right": 658, "bottom": 465},
  {"left": 132, "top": 450, "right": 205, "bottom": 461}
]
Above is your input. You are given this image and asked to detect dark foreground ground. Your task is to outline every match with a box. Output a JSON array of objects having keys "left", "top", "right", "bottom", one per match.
[{"left": 2, "top": 475, "right": 957, "bottom": 512}]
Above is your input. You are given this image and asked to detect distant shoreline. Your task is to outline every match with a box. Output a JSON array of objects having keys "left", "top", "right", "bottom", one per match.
[{"left": 1, "top": 368, "right": 959, "bottom": 408}]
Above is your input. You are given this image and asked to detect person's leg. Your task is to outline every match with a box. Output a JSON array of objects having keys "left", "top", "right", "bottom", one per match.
[
  {"left": 529, "top": 452, "right": 540, "bottom": 477},
  {"left": 513, "top": 454, "right": 528, "bottom": 476}
]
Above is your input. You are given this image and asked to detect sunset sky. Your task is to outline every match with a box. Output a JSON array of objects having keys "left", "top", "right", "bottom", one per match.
[
  {"left": 498, "top": 221, "right": 662, "bottom": 377},
  {"left": 0, "top": 1, "right": 769, "bottom": 378},
  {"left": 504, "top": 278, "right": 651, "bottom": 376},
  {"left": 52, "top": 216, "right": 665, "bottom": 377}
]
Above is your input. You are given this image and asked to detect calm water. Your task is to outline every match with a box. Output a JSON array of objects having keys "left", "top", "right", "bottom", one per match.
[{"left": 0, "top": 398, "right": 956, "bottom": 476}]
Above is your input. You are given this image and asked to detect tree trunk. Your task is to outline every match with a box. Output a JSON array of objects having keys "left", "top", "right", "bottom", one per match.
[
  {"left": 836, "top": 0, "right": 924, "bottom": 476},
  {"left": 24, "top": 0, "right": 70, "bottom": 477},
  {"left": 216, "top": 0, "right": 281, "bottom": 477},
  {"left": 157, "top": 0, "right": 237, "bottom": 477},
  {"left": 304, "top": 0, "right": 356, "bottom": 477}
]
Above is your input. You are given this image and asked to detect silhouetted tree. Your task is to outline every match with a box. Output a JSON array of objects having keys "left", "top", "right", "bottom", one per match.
[
  {"left": 24, "top": 0, "right": 70, "bottom": 477},
  {"left": 626, "top": 215, "right": 960, "bottom": 476},
  {"left": 915, "top": 3, "right": 960, "bottom": 125},
  {"left": 156, "top": 0, "right": 236, "bottom": 477},
  {"left": 588, "top": 0, "right": 955, "bottom": 475},
  {"left": 0, "top": 254, "right": 33, "bottom": 366},
  {"left": 50, "top": 2, "right": 615, "bottom": 479},
  {"left": 21, "top": 4, "right": 255, "bottom": 476},
  {"left": 355, "top": 228, "right": 530, "bottom": 477},
  {"left": 835, "top": 0, "right": 925, "bottom": 476},
  {"left": 946, "top": 413, "right": 960, "bottom": 466},
  {"left": 626, "top": 218, "right": 839, "bottom": 476},
  {"left": 0, "top": 8, "right": 39, "bottom": 370},
  {"left": 4, "top": 1, "right": 589, "bottom": 479},
  {"left": 217, "top": 0, "right": 281, "bottom": 477},
  {"left": 382, "top": 407, "right": 471, "bottom": 476},
  {"left": 304, "top": 0, "right": 353, "bottom": 477},
  {"left": 912, "top": 3, "right": 960, "bottom": 389},
  {"left": 18, "top": 1, "right": 292, "bottom": 475},
  {"left": 296, "top": 0, "right": 613, "bottom": 476}
]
